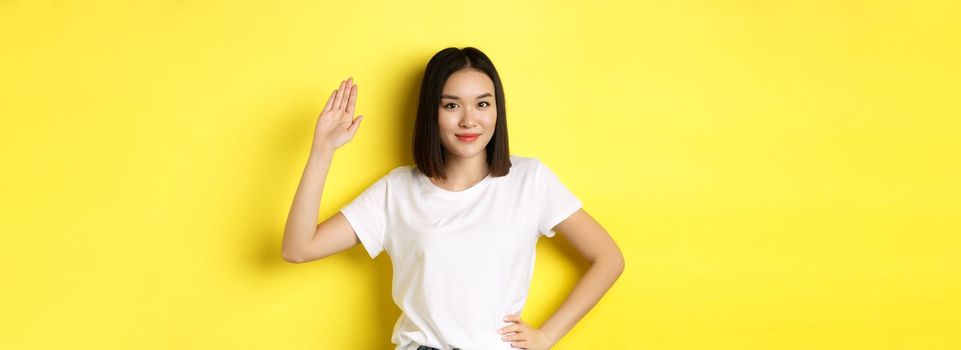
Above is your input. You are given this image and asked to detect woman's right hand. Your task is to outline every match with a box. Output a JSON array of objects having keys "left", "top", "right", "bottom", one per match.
[{"left": 312, "top": 77, "right": 364, "bottom": 152}]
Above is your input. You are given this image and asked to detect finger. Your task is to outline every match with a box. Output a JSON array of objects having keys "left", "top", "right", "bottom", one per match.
[
  {"left": 340, "top": 77, "right": 353, "bottom": 112},
  {"left": 512, "top": 340, "right": 530, "bottom": 349},
  {"left": 346, "top": 115, "right": 363, "bottom": 137},
  {"left": 504, "top": 314, "right": 522, "bottom": 323},
  {"left": 498, "top": 324, "right": 521, "bottom": 335},
  {"left": 502, "top": 330, "right": 528, "bottom": 341},
  {"left": 333, "top": 79, "right": 346, "bottom": 110},
  {"left": 345, "top": 81, "right": 357, "bottom": 116},
  {"left": 323, "top": 89, "right": 336, "bottom": 112}
]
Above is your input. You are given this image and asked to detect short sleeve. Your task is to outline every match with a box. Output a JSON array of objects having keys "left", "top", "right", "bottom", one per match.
[
  {"left": 535, "top": 159, "right": 583, "bottom": 237},
  {"left": 339, "top": 175, "right": 389, "bottom": 259}
]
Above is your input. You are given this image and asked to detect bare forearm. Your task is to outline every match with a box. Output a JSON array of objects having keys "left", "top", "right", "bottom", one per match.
[
  {"left": 539, "top": 257, "right": 625, "bottom": 345},
  {"left": 282, "top": 146, "right": 335, "bottom": 255}
]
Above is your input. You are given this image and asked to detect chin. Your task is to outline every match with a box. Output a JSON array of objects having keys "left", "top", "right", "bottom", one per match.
[
  {"left": 444, "top": 143, "right": 488, "bottom": 159},
  {"left": 448, "top": 149, "right": 484, "bottom": 159}
]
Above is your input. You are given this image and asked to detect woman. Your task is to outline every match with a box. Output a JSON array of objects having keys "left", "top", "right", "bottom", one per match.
[{"left": 282, "top": 47, "right": 625, "bottom": 350}]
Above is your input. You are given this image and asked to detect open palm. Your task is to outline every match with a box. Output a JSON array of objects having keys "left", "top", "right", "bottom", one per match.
[{"left": 313, "top": 77, "right": 363, "bottom": 151}]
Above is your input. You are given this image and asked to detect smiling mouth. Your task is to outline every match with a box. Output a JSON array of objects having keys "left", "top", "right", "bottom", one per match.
[{"left": 456, "top": 133, "right": 480, "bottom": 142}]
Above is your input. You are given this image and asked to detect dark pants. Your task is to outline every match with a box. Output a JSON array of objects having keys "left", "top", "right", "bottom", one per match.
[{"left": 416, "top": 346, "right": 462, "bottom": 350}]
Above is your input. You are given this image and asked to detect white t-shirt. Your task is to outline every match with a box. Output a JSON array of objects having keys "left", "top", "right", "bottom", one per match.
[{"left": 339, "top": 154, "right": 582, "bottom": 350}]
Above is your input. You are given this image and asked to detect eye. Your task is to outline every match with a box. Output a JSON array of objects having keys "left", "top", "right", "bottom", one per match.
[
  {"left": 443, "top": 103, "right": 458, "bottom": 110},
  {"left": 478, "top": 101, "right": 491, "bottom": 108}
]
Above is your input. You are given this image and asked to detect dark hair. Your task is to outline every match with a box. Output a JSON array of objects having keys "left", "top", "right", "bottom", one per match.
[{"left": 413, "top": 46, "right": 511, "bottom": 180}]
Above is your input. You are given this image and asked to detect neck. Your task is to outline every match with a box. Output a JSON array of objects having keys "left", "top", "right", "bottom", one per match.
[{"left": 434, "top": 150, "right": 489, "bottom": 191}]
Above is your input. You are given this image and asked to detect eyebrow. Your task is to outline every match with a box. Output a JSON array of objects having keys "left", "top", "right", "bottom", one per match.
[{"left": 441, "top": 92, "right": 493, "bottom": 100}]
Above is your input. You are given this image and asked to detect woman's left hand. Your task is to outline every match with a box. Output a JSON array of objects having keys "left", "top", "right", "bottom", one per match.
[{"left": 497, "top": 313, "right": 555, "bottom": 349}]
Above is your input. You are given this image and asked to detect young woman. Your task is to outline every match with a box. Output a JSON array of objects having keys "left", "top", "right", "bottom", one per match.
[{"left": 282, "top": 47, "right": 625, "bottom": 350}]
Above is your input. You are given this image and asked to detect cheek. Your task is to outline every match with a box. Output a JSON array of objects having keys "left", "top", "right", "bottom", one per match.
[
  {"left": 483, "top": 113, "right": 497, "bottom": 128},
  {"left": 437, "top": 113, "right": 458, "bottom": 130}
]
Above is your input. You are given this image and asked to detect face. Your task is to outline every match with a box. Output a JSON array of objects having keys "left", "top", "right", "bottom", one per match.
[{"left": 437, "top": 68, "right": 497, "bottom": 161}]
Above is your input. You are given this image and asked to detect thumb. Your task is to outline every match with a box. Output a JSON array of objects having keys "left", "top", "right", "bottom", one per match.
[{"left": 347, "top": 115, "right": 363, "bottom": 136}]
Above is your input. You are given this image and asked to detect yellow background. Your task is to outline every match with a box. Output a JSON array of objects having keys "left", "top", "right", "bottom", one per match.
[{"left": 2, "top": 0, "right": 959, "bottom": 349}]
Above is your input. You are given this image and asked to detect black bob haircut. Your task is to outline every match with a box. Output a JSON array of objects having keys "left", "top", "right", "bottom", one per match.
[{"left": 412, "top": 46, "right": 511, "bottom": 180}]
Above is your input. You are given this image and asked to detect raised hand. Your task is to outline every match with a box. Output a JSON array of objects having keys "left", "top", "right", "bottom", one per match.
[{"left": 312, "top": 77, "right": 364, "bottom": 152}]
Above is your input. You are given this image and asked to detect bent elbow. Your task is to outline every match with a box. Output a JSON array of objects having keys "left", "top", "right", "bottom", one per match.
[
  {"left": 606, "top": 252, "right": 626, "bottom": 277},
  {"left": 282, "top": 249, "right": 305, "bottom": 264},
  {"left": 616, "top": 256, "right": 625, "bottom": 276}
]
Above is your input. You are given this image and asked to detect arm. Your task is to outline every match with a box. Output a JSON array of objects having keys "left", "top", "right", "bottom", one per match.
[
  {"left": 538, "top": 208, "right": 625, "bottom": 345},
  {"left": 281, "top": 77, "right": 365, "bottom": 263}
]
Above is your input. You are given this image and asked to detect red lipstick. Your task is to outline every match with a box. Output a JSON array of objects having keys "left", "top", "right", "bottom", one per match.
[{"left": 455, "top": 133, "right": 480, "bottom": 142}]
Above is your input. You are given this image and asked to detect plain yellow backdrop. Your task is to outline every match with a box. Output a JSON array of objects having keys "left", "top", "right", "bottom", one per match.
[{"left": 2, "top": 0, "right": 959, "bottom": 349}]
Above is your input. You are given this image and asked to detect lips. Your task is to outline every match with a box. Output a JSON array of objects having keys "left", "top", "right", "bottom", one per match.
[{"left": 456, "top": 133, "right": 480, "bottom": 142}]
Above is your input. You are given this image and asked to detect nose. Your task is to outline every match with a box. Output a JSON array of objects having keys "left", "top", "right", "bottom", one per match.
[{"left": 458, "top": 107, "right": 479, "bottom": 128}]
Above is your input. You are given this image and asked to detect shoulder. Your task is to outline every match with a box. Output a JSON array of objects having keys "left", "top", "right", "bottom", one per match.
[
  {"left": 380, "top": 164, "right": 420, "bottom": 185},
  {"left": 508, "top": 154, "right": 541, "bottom": 169},
  {"left": 500, "top": 154, "right": 573, "bottom": 196},
  {"left": 356, "top": 165, "right": 418, "bottom": 190},
  {"left": 507, "top": 155, "right": 572, "bottom": 185},
  {"left": 505, "top": 154, "right": 546, "bottom": 180},
  {"left": 388, "top": 164, "right": 414, "bottom": 176}
]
